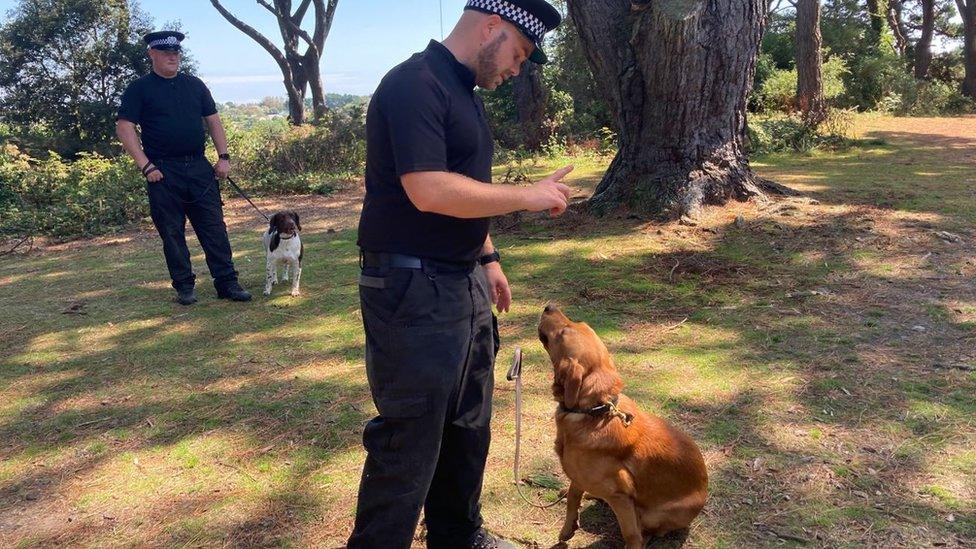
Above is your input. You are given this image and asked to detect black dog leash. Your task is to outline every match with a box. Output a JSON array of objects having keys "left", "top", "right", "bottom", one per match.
[{"left": 224, "top": 176, "right": 270, "bottom": 222}]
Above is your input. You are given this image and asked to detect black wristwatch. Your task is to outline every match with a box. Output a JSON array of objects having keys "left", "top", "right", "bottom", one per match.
[
  {"left": 478, "top": 250, "right": 501, "bottom": 266},
  {"left": 218, "top": 153, "right": 231, "bottom": 160}
]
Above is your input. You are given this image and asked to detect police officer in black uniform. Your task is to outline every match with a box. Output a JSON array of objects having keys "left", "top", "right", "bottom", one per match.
[
  {"left": 349, "top": 1, "right": 571, "bottom": 547},
  {"left": 116, "top": 31, "right": 251, "bottom": 305}
]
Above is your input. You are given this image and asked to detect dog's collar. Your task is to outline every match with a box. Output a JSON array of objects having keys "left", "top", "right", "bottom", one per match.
[
  {"left": 270, "top": 230, "right": 297, "bottom": 240},
  {"left": 559, "top": 394, "right": 634, "bottom": 426}
]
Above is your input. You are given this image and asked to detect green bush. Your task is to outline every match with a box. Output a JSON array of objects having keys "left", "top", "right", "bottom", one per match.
[
  {"left": 841, "top": 52, "right": 904, "bottom": 111},
  {"left": 227, "top": 103, "right": 366, "bottom": 195},
  {"left": 759, "top": 69, "right": 798, "bottom": 112},
  {"left": 747, "top": 116, "right": 816, "bottom": 153},
  {"left": 887, "top": 79, "right": 976, "bottom": 116},
  {"left": 0, "top": 101, "right": 368, "bottom": 237},
  {"left": 0, "top": 144, "right": 147, "bottom": 237},
  {"left": 757, "top": 56, "right": 848, "bottom": 113},
  {"left": 747, "top": 108, "right": 856, "bottom": 154}
]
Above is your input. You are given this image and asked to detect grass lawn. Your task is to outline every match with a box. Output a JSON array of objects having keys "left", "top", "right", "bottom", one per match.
[{"left": 1, "top": 115, "right": 974, "bottom": 547}]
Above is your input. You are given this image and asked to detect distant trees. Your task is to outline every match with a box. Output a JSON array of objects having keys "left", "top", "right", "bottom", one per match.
[{"left": 0, "top": 0, "right": 155, "bottom": 155}]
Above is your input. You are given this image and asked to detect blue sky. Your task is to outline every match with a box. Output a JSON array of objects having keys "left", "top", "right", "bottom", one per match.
[{"left": 0, "top": 0, "right": 471, "bottom": 103}]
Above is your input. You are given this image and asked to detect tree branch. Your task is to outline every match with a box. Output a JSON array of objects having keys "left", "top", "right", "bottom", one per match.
[
  {"left": 256, "top": 0, "right": 280, "bottom": 18},
  {"left": 293, "top": 0, "right": 313, "bottom": 22},
  {"left": 955, "top": 0, "right": 968, "bottom": 24},
  {"left": 257, "top": 0, "right": 319, "bottom": 53},
  {"left": 312, "top": 0, "right": 339, "bottom": 54}
]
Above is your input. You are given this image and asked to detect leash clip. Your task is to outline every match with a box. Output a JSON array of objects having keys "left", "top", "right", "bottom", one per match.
[{"left": 606, "top": 399, "right": 634, "bottom": 427}]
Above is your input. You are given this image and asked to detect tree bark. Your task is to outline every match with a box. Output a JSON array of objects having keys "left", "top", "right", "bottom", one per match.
[
  {"left": 511, "top": 61, "right": 549, "bottom": 150},
  {"left": 958, "top": 0, "right": 976, "bottom": 98},
  {"left": 566, "top": 0, "right": 775, "bottom": 219},
  {"left": 887, "top": 0, "right": 908, "bottom": 58},
  {"left": 795, "top": 0, "right": 827, "bottom": 125},
  {"left": 866, "top": 0, "right": 886, "bottom": 41},
  {"left": 210, "top": 0, "right": 338, "bottom": 124},
  {"left": 915, "top": 0, "right": 935, "bottom": 79}
]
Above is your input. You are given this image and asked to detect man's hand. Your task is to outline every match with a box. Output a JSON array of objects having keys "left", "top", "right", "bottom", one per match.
[
  {"left": 523, "top": 165, "right": 574, "bottom": 217},
  {"left": 483, "top": 262, "right": 512, "bottom": 313},
  {"left": 214, "top": 159, "right": 232, "bottom": 179},
  {"left": 145, "top": 163, "right": 164, "bottom": 183}
]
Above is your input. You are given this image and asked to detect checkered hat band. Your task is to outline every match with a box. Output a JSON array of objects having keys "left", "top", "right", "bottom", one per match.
[
  {"left": 466, "top": 0, "right": 547, "bottom": 42},
  {"left": 148, "top": 36, "right": 180, "bottom": 48}
]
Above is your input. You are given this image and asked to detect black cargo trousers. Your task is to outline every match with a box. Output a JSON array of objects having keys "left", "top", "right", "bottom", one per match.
[
  {"left": 347, "top": 255, "right": 500, "bottom": 548},
  {"left": 145, "top": 155, "right": 239, "bottom": 292}
]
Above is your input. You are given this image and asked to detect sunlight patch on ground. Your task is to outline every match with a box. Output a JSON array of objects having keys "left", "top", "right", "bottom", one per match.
[{"left": 0, "top": 273, "right": 26, "bottom": 287}]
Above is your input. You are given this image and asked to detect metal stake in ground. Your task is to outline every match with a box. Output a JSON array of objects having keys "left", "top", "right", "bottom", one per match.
[{"left": 508, "top": 346, "right": 566, "bottom": 509}]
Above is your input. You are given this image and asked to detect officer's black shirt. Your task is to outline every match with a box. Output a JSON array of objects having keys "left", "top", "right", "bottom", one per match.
[
  {"left": 117, "top": 71, "right": 218, "bottom": 160},
  {"left": 357, "top": 40, "right": 494, "bottom": 263}
]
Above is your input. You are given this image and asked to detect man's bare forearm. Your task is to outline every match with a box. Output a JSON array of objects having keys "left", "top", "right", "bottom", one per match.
[
  {"left": 402, "top": 171, "right": 528, "bottom": 218},
  {"left": 116, "top": 121, "right": 149, "bottom": 168},
  {"left": 204, "top": 114, "right": 229, "bottom": 155}
]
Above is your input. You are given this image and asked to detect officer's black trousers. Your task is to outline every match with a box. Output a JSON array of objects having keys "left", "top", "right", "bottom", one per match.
[
  {"left": 146, "top": 156, "right": 238, "bottom": 292},
  {"left": 348, "top": 263, "right": 499, "bottom": 548}
]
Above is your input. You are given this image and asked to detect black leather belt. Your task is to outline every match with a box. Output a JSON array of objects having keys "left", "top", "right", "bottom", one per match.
[
  {"left": 152, "top": 153, "right": 206, "bottom": 163},
  {"left": 360, "top": 251, "right": 475, "bottom": 273}
]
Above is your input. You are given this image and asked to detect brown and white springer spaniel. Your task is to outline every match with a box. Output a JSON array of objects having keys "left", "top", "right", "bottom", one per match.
[{"left": 263, "top": 211, "right": 303, "bottom": 297}]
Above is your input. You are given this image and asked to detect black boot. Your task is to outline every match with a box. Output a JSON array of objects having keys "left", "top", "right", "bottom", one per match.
[
  {"left": 467, "top": 529, "right": 516, "bottom": 549},
  {"left": 215, "top": 281, "right": 252, "bottom": 302},
  {"left": 176, "top": 288, "right": 197, "bottom": 306}
]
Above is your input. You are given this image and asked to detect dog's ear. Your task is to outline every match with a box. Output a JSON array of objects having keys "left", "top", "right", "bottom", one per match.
[
  {"left": 289, "top": 211, "right": 301, "bottom": 232},
  {"left": 269, "top": 231, "right": 281, "bottom": 252},
  {"left": 268, "top": 212, "right": 280, "bottom": 233},
  {"left": 558, "top": 357, "right": 584, "bottom": 409}
]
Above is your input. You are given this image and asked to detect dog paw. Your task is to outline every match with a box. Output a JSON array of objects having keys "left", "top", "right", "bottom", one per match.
[
  {"left": 263, "top": 289, "right": 272, "bottom": 296},
  {"left": 290, "top": 290, "right": 300, "bottom": 297}
]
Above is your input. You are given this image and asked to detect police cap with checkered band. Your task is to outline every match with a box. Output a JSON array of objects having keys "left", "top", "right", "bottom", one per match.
[
  {"left": 143, "top": 31, "right": 185, "bottom": 52},
  {"left": 464, "top": 0, "right": 561, "bottom": 64}
]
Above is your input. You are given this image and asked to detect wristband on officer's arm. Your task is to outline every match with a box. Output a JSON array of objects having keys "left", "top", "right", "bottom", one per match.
[
  {"left": 479, "top": 250, "right": 501, "bottom": 266},
  {"left": 140, "top": 161, "right": 160, "bottom": 178}
]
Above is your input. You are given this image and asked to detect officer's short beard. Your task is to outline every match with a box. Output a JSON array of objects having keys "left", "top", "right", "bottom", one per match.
[{"left": 475, "top": 32, "right": 508, "bottom": 89}]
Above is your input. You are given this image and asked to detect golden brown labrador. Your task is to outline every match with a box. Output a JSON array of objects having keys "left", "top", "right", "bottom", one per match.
[{"left": 538, "top": 305, "right": 708, "bottom": 549}]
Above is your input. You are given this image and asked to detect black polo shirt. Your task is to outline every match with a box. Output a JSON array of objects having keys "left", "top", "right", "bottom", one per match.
[
  {"left": 357, "top": 40, "right": 494, "bottom": 263},
  {"left": 117, "top": 71, "right": 218, "bottom": 160}
]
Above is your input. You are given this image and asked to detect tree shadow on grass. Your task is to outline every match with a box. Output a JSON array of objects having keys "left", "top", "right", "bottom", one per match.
[
  {"left": 0, "top": 228, "right": 373, "bottom": 545},
  {"left": 500, "top": 204, "right": 976, "bottom": 546}
]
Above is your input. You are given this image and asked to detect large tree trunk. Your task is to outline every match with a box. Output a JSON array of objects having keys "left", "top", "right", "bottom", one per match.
[
  {"left": 866, "top": 0, "right": 887, "bottom": 44},
  {"left": 795, "top": 0, "right": 827, "bottom": 125},
  {"left": 511, "top": 61, "right": 549, "bottom": 150},
  {"left": 566, "top": 0, "right": 773, "bottom": 219},
  {"left": 305, "top": 53, "right": 328, "bottom": 120},
  {"left": 958, "top": 0, "right": 976, "bottom": 99},
  {"left": 915, "top": 0, "right": 935, "bottom": 78}
]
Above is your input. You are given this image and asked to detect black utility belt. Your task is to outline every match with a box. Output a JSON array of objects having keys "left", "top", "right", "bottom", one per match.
[
  {"left": 151, "top": 153, "right": 206, "bottom": 163},
  {"left": 360, "top": 251, "right": 476, "bottom": 275}
]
